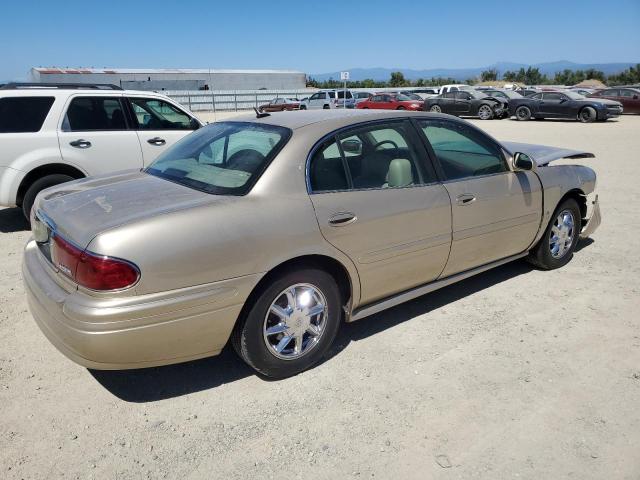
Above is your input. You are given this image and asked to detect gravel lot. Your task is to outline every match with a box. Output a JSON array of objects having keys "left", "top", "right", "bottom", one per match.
[{"left": 1, "top": 114, "right": 639, "bottom": 479}]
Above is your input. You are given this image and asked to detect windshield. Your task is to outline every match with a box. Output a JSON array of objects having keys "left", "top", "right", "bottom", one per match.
[
  {"left": 395, "top": 93, "right": 415, "bottom": 101},
  {"left": 489, "top": 90, "right": 522, "bottom": 99},
  {"left": 563, "top": 91, "right": 586, "bottom": 100},
  {"left": 146, "top": 122, "right": 291, "bottom": 195}
]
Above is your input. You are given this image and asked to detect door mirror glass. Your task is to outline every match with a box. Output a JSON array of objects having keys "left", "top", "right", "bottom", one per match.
[
  {"left": 514, "top": 152, "right": 535, "bottom": 171},
  {"left": 341, "top": 138, "right": 362, "bottom": 154}
]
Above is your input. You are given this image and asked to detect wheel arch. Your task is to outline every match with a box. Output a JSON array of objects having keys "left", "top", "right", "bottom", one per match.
[
  {"left": 238, "top": 254, "right": 356, "bottom": 327},
  {"left": 557, "top": 188, "right": 588, "bottom": 222},
  {"left": 16, "top": 163, "right": 86, "bottom": 206}
]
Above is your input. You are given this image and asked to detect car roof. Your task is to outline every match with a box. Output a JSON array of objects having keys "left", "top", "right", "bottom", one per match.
[{"left": 220, "top": 109, "right": 448, "bottom": 130}]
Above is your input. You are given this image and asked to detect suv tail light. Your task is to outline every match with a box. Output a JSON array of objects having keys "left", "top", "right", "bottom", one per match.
[{"left": 51, "top": 235, "right": 140, "bottom": 291}]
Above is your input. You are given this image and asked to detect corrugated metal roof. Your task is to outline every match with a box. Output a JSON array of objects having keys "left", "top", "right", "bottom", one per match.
[{"left": 32, "top": 67, "right": 304, "bottom": 75}]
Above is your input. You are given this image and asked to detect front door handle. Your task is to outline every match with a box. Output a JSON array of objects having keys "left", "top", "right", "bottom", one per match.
[
  {"left": 69, "top": 139, "right": 91, "bottom": 149},
  {"left": 328, "top": 212, "right": 357, "bottom": 226},
  {"left": 456, "top": 194, "right": 476, "bottom": 205},
  {"left": 147, "top": 137, "right": 166, "bottom": 146}
]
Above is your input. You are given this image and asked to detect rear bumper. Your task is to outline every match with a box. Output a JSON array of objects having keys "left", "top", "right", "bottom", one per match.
[
  {"left": 23, "top": 240, "right": 260, "bottom": 370},
  {"left": 580, "top": 194, "right": 601, "bottom": 239}
]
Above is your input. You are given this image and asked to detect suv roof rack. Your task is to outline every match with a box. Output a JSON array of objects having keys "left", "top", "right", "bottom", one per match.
[{"left": 0, "top": 82, "right": 123, "bottom": 90}]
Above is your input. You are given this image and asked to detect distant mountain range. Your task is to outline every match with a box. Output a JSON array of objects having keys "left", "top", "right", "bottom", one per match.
[{"left": 311, "top": 61, "right": 638, "bottom": 82}]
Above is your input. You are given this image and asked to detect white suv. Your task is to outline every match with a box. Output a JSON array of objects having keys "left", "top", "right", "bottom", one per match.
[
  {"left": 300, "top": 90, "right": 354, "bottom": 109},
  {"left": 0, "top": 83, "right": 203, "bottom": 219}
]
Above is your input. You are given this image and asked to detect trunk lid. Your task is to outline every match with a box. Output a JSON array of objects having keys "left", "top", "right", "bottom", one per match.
[{"left": 34, "top": 170, "right": 215, "bottom": 248}]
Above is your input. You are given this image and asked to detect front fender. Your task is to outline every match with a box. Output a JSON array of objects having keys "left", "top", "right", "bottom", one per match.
[{"left": 532, "top": 165, "right": 597, "bottom": 245}]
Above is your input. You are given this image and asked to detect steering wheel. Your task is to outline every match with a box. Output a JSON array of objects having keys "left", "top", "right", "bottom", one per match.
[{"left": 373, "top": 140, "right": 399, "bottom": 151}]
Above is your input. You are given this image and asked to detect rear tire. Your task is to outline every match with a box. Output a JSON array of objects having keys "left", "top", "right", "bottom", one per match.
[
  {"left": 21, "top": 174, "right": 75, "bottom": 221},
  {"left": 579, "top": 106, "right": 597, "bottom": 123},
  {"left": 299, "top": 105, "right": 306, "bottom": 110},
  {"left": 527, "top": 198, "right": 582, "bottom": 270},
  {"left": 429, "top": 105, "right": 442, "bottom": 113},
  {"left": 515, "top": 105, "right": 532, "bottom": 121},
  {"left": 397, "top": 106, "right": 406, "bottom": 110},
  {"left": 231, "top": 268, "right": 342, "bottom": 378},
  {"left": 323, "top": 105, "right": 330, "bottom": 110}
]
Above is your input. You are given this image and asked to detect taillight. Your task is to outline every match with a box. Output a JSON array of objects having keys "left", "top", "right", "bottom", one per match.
[{"left": 51, "top": 234, "right": 139, "bottom": 291}]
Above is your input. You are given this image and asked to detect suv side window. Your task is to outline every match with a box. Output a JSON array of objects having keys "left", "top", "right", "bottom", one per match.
[
  {"left": 63, "top": 97, "right": 127, "bottom": 131},
  {"left": 0, "top": 97, "right": 55, "bottom": 133},
  {"left": 419, "top": 119, "right": 507, "bottom": 181},
  {"left": 129, "top": 98, "right": 194, "bottom": 130}
]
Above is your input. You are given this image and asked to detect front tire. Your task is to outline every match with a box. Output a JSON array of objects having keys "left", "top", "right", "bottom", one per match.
[
  {"left": 21, "top": 174, "right": 75, "bottom": 220},
  {"left": 527, "top": 198, "right": 582, "bottom": 270},
  {"left": 579, "top": 106, "right": 597, "bottom": 123},
  {"left": 231, "top": 268, "right": 342, "bottom": 378},
  {"left": 515, "top": 105, "right": 532, "bottom": 121},
  {"left": 477, "top": 104, "right": 494, "bottom": 120}
]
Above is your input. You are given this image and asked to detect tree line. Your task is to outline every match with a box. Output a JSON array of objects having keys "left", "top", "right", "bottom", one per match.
[{"left": 307, "top": 64, "right": 640, "bottom": 88}]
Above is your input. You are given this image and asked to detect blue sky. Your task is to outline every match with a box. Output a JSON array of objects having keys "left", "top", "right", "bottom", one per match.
[{"left": 1, "top": 0, "right": 638, "bottom": 80}]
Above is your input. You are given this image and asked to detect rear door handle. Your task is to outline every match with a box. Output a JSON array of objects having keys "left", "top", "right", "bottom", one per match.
[
  {"left": 147, "top": 137, "right": 166, "bottom": 146},
  {"left": 69, "top": 139, "right": 91, "bottom": 149},
  {"left": 456, "top": 194, "right": 476, "bottom": 205},
  {"left": 328, "top": 212, "right": 357, "bottom": 226}
]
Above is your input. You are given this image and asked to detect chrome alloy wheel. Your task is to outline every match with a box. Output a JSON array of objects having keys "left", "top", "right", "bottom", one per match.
[
  {"left": 549, "top": 209, "right": 575, "bottom": 259},
  {"left": 430, "top": 105, "right": 442, "bottom": 113},
  {"left": 478, "top": 104, "right": 493, "bottom": 120},
  {"left": 263, "top": 283, "right": 328, "bottom": 360}
]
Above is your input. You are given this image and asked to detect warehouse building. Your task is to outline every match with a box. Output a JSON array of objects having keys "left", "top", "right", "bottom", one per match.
[{"left": 29, "top": 67, "right": 307, "bottom": 91}]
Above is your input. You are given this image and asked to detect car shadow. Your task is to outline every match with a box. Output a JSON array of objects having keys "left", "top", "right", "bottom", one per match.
[
  {"left": 90, "top": 239, "right": 596, "bottom": 403},
  {"left": 0, "top": 207, "right": 29, "bottom": 233}
]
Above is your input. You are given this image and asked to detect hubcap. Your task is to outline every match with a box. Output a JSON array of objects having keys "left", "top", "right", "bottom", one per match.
[
  {"left": 263, "top": 283, "right": 328, "bottom": 360},
  {"left": 430, "top": 105, "right": 441, "bottom": 112},
  {"left": 479, "top": 105, "right": 492, "bottom": 119},
  {"left": 517, "top": 107, "right": 528, "bottom": 119},
  {"left": 549, "top": 209, "right": 575, "bottom": 259}
]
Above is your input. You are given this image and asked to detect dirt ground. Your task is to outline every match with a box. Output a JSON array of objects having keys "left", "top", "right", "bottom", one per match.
[{"left": 1, "top": 114, "right": 639, "bottom": 480}]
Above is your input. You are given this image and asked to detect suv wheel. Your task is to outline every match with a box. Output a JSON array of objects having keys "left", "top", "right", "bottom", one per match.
[
  {"left": 232, "top": 268, "right": 342, "bottom": 378},
  {"left": 22, "top": 174, "right": 75, "bottom": 220}
]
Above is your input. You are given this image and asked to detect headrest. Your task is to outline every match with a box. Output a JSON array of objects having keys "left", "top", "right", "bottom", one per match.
[{"left": 387, "top": 158, "right": 414, "bottom": 188}]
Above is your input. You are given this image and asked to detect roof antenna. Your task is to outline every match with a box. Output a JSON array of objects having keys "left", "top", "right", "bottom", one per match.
[{"left": 253, "top": 107, "right": 270, "bottom": 118}]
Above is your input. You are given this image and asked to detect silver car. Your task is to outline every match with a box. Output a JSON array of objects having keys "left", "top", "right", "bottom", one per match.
[{"left": 23, "top": 110, "right": 601, "bottom": 378}]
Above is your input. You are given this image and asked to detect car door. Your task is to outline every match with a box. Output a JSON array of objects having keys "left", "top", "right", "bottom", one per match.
[
  {"left": 308, "top": 92, "right": 325, "bottom": 109},
  {"left": 454, "top": 91, "right": 472, "bottom": 114},
  {"left": 308, "top": 120, "right": 452, "bottom": 304},
  {"left": 439, "top": 92, "right": 457, "bottom": 113},
  {"left": 540, "top": 92, "right": 570, "bottom": 117},
  {"left": 58, "top": 95, "right": 143, "bottom": 175},
  {"left": 416, "top": 118, "right": 542, "bottom": 277},
  {"left": 619, "top": 89, "right": 640, "bottom": 113},
  {"left": 127, "top": 96, "right": 200, "bottom": 166}
]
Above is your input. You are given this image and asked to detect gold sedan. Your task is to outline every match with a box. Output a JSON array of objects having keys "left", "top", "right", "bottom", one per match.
[{"left": 23, "top": 110, "right": 601, "bottom": 378}]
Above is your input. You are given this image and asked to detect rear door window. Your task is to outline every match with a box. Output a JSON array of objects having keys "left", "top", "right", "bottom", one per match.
[
  {"left": 62, "top": 97, "right": 127, "bottom": 131},
  {"left": 0, "top": 97, "right": 55, "bottom": 133}
]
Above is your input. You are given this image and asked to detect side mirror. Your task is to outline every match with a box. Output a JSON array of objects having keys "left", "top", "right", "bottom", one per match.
[
  {"left": 514, "top": 152, "right": 535, "bottom": 171},
  {"left": 342, "top": 139, "right": 362, "bottom": 155}
]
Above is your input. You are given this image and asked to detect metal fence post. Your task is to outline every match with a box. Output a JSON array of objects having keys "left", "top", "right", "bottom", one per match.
[{"left": 234, "top": 91, "right": 237, "bottom": 112}]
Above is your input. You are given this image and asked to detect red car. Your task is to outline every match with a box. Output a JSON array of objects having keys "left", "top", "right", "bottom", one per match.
[
  {"left": 356, "top": 92, "right": 424, "bottom": 111},
  {"left": 258, "top": 98, "right": 300, "bottom": 112},
  {"left": 588, "top": 87, "right": 640, "bottom": 114}
]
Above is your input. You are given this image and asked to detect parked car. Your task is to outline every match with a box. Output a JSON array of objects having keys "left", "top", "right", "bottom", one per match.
[
  {"left": 588, "top": 87, "right": 640, "bottom": 114},
  {"left": 0, "top": 83, "right": 202, "bottom": 219},
  {"left": 300, "top": 90, "right": 354, "bottom": 109},
  {"left": 509, "top": 90, "right": 623, "bottom": 122},
  {"left": 258, "top": 98, "right": 300, "bottom": 112},
  {"left": 425, "top": 90, "right": 508, "bottom": 120},
  {"left": 356, "top": 92, "right": 423, "bottom": 110},
  {"left": 352, "top": 91, "right": 376, "bottom": 105},
  {"left": 24, "top": 109, "right": 600, "bottom": 378}
]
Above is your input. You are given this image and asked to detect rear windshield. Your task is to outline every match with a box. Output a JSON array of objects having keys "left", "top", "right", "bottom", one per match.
[
  {"left": 146, "top": 121, "right": 291, "bottom": 195},
  {"left": 0, "top": 96, "right": 55, "bottom": 133}
]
